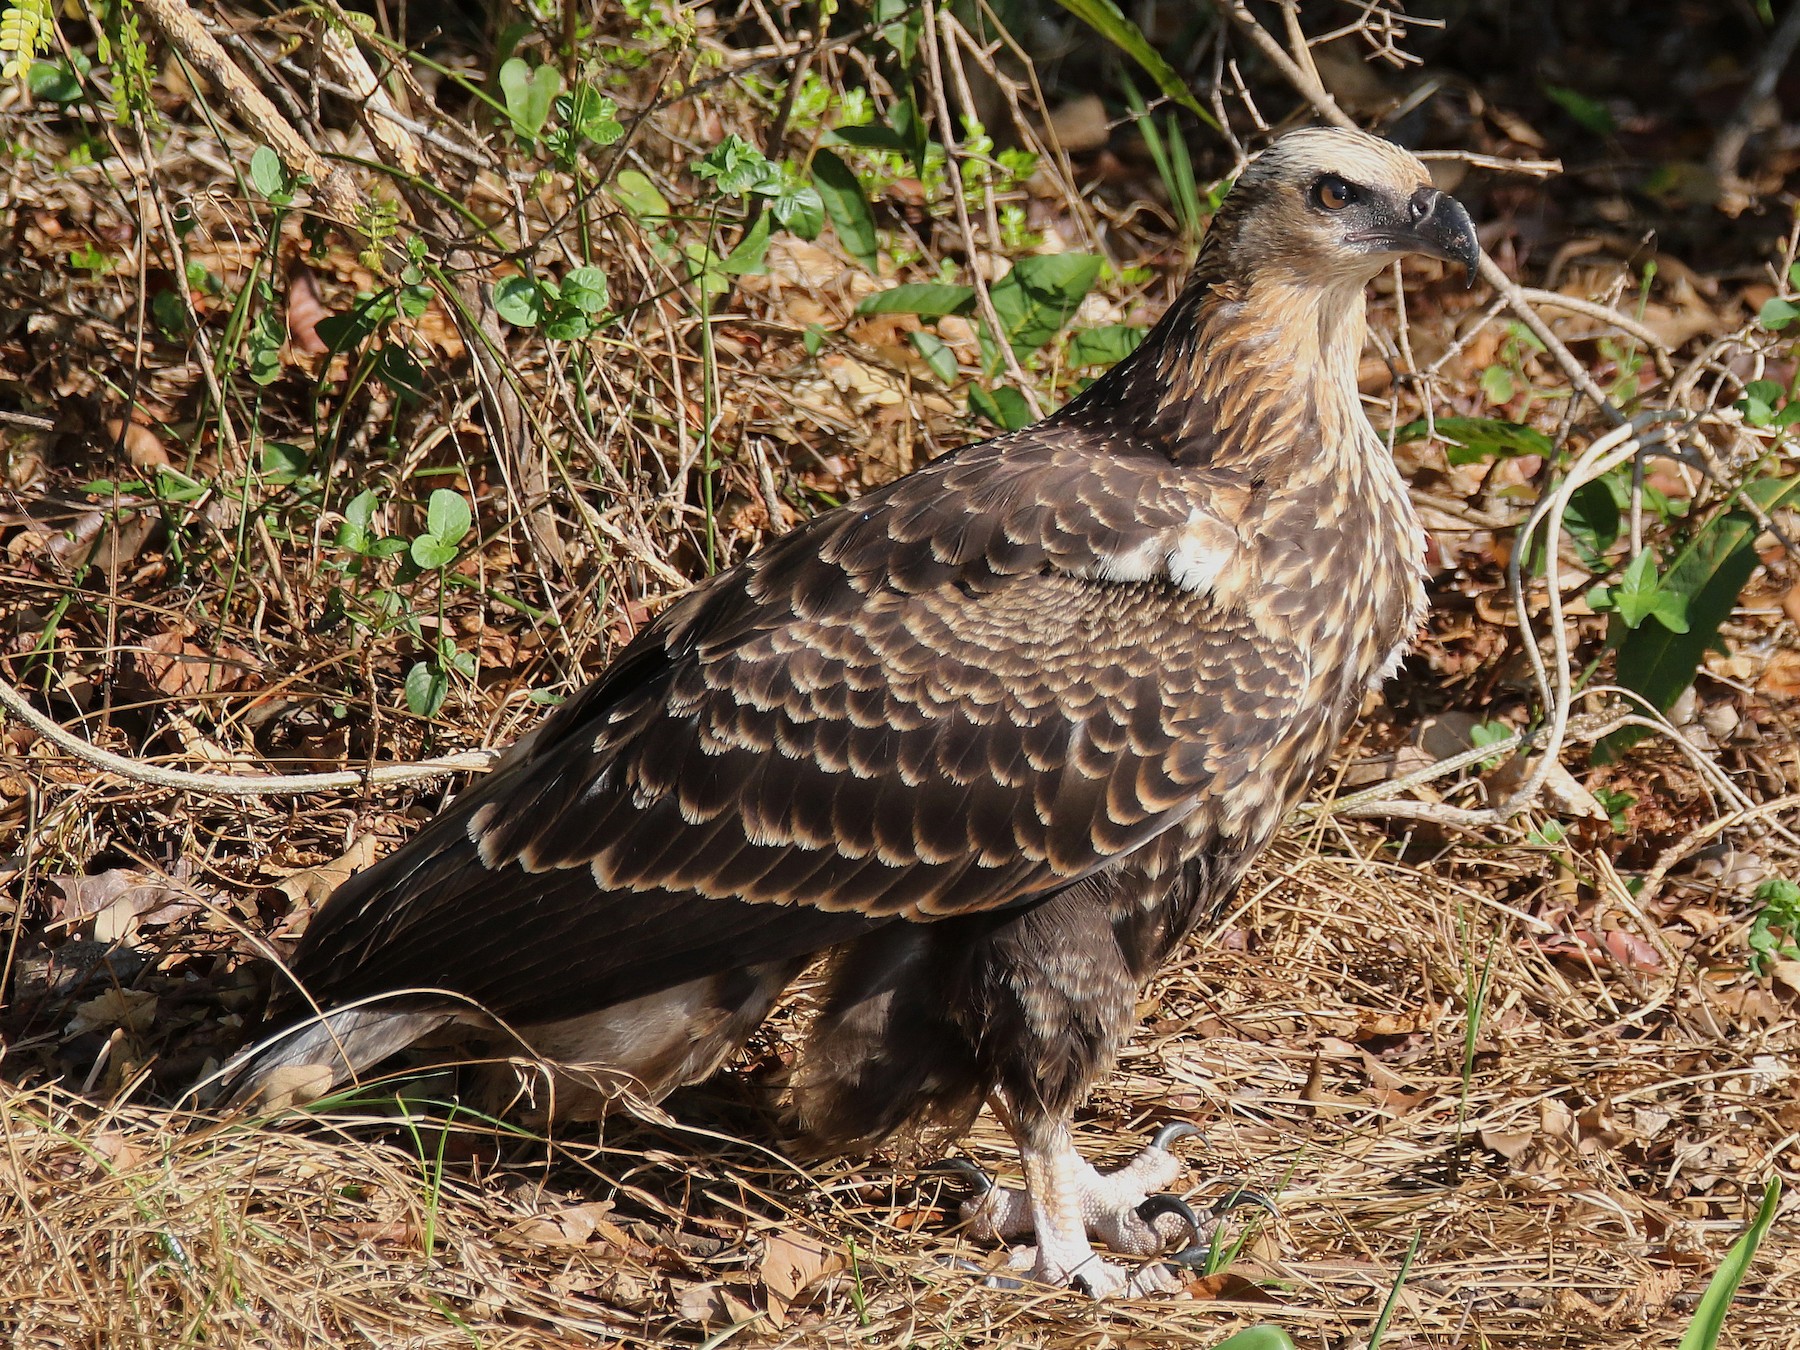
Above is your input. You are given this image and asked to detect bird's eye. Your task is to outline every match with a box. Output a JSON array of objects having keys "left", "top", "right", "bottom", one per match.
[{"left": 1311, "top": 175, "right": 1357, "bottom": 211}]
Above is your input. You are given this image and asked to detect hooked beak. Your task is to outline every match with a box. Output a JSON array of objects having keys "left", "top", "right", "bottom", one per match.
[
  {"left": 1402, "top": 185, "right": 1480, "bottom": 287},
  {"left": 1350, "top": 185, "right": 1480, "bottom": 287}
]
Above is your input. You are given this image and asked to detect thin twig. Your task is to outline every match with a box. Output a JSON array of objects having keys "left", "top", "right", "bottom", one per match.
[
  {"left": 132, "top": 0, "right": 362, "bottom": 221},
  {"left": 0, "top": 675, "right": 498, "bottom": 797},
  {"left": 1516, "top": 287, "right": 1677, "bottom": 380},
  {"left": 921, "top": 0, "right": 1043, "bottom": 419}
]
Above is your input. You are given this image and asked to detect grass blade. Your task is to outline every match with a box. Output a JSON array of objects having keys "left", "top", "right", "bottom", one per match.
[
  {"left": 1051, "top": 0, "right": 1218, "bottom": 128},
  {"left": 1678, "top": 1177, "right": 1782, "bottom": 1350}
]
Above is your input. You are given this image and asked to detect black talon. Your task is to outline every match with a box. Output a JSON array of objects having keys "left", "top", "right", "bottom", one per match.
[
  {"left": 1149, "top": 1121, "right": 1199, "bottom": 1151},
  {"left": 1136, "top": 1192, "right": 1205, "bottom": 1239},
  {"left": 1206, "top": 1180, "right": 1280, "bottom": 1222},
  {"left": 921, "top": 1156, "right": 994, "bottom": 1198},
  {"left": 1139, "top": 1184, "right": 1280, "bottom": 1269}
]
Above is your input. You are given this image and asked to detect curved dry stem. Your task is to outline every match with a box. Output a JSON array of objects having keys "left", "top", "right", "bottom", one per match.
[{"left": 0, "top": 674, "right": 498, "bottom": 797}]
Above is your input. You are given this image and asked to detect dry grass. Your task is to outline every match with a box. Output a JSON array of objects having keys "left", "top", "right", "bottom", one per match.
[
  {"left": 4, "top": 1, "right": 1800, "bottom": 1346},
  {"left": 4, "top": 832, "right": 1798, "bottom": 1347}
]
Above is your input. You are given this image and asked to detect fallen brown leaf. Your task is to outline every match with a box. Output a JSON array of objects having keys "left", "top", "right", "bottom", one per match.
[
  {"left": 758, "top": 1229, "right": 844, "bottom": 1324},
  {"left": 139, "top": 628, "right": 258, "bottom": 697},
  {"left": 277, "top": 834, "right": 379, "bottom": 915}
]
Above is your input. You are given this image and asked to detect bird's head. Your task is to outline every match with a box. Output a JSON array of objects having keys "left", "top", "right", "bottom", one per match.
[{"left": 1201, "top": 127, "right": 1479, "bottom": 291}]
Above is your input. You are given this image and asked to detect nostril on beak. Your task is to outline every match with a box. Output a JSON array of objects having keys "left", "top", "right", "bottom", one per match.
[{"left": 1409, "top": 188, "right": 1436, "bottom": 224}]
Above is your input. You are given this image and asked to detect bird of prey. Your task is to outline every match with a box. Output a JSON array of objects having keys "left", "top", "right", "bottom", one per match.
[{"left": 225, "top": 126, "right": 1477, "bottom": 1297}]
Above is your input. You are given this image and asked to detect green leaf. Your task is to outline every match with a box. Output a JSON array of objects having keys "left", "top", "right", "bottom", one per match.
[
  {"left": 493, "top": 276, "right": 548, "bottom": 328},
  {"left": 872, "top": 0, "right": 923, "bottom": 65},
  {"left": 374, "top": 343, "right": 424, "bottom": 401},
  {"left": 1678, "top": 1178, "right": 1782, "bottom": 1350},
  {"left": 1391, "top": 416, "right": 1554, "bottom": 465},
  {"left": 720, "top": 210, "right": 773, "bottom": 275},
  {"left": 559, "top": 266, "right": 610, "bottom": 314},
  {"left": 610, "top": 170, "right": 669, "bottom": 221},
  {"left": 498, "top": 58, "right": 560, "bottom": 141},
  {"left": 1066, "top": 324, "right": 1146, "bottom": 367},
  {"left": 338, "top": 489, "right": 379, "bottom": 552},
  {"left": 770, "top": 183, "right": 825, "bottom": 240},
  {"left": 694, "top": 134, "right": 776, "bottom": 197},
  {"left": 410, "top": 535, "right": 459, "bottom": 569},
  {"left": 245, "top": 306, "right": 285, "bottom": 386},
  {"left": 1479, "top": 363, "right": 1515, "bottom": 405},
  {"left": 1561, "top": 475, "right": 1624, "bottom": 567},
  {"left": 803, "top": 323, "right": 827, "bottom": 356},
  {"left": 28, "top": 56, "right": 87, "bottom": 103},
  {"left": 988, "top": 253, "right": 1103, "bottom": 354},
  {"left": 969, "top": 383, "right": 1034, "bottom": 430},
  {"left": 259, "top": 442, "right": 311, "bottom": 483},
  {"left": 425, "top": 489, "right": 471, "bottom": 545},
  {"left": 248, "top": 146, "right": 291, "bottom": 201},
  {"left": 1469, "top": 720, "right": 1513, "bottom": 770},
  {"left": 1597, "top": 476, "right": 1800, "bottom": 762},
  {"left": 812, "top": 149, "right": 880, "bottom": 273},
  {"left": 1050, "top": 0, "right": 1216, "bottom": 127},
  {"left": 404, "top": 660, "right": 448, "bottom": 719},
  {"left": 558, "top": 85, "right": 623, "bottom": 146},
  {"left": 910, "top": 330, "right": 958, "bottom": 384},
  {"left": 829, "top": 97, "right": 932, "bottom": 175},
  {"left": 1210, "top": 1329, "right": 1297, "bottom": 1350},
  {"left": 1739, "top": 378, "right": 1784, "bottom": 425},
  {"left": 856, "top": 283, "right": 977, "bottom": 319},
  {"left": 1604, "top": 550, "right": 1690, "bottom": 633},
  {"left": 1749, "top": 878, "right": 1800, "bottom": 972},
  {"left": 1543, "top": 83, "right": 1615, "bottom": 134},
  {"left": 826, "top": 123, "right": 910, "bottom": 154},
  {"left": 1758, "top": 296, "right": 1800, "bottom": 331}
]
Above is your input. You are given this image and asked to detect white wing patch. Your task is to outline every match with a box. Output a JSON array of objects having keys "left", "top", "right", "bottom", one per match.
[
  {"left": 1087, "top": 508, "right": 1243, "bottom": 597},
  {"left": 1166, "top": 509, "right": 1241, "bottom": 596},
  {"left": 1091, "top": 536, "right": 1164, "bottom": 584}
]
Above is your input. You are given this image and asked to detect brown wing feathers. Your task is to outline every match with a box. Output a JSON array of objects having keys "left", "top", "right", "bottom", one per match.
[{"left": 271, "top": 437, "right": 1252, "bottom": 1034}]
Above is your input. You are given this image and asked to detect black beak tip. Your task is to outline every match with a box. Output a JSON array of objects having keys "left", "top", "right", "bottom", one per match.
[{"left": 1436, "top": 193, "right": 1480, "bottom": 289}]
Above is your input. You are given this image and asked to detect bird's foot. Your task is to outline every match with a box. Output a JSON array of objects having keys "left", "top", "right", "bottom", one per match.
[
  {"left": 928, "top": 1123, "right": 1277, "bottom": 1298},
  {"left": 938, "top": 1122, "right": 1202, "bottom": 1256}
]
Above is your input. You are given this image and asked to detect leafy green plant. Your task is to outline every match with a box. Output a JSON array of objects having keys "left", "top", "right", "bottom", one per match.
[
  {"left": 855, "top": 254, "right": 1107, "bottom": 427},
  {"left": 0, "top": 0, "right": 53, "bottom": 80},
  {"left": 1543, "top": 82, "right": 1615, "bottom": 135},
  {"left": 1593, "top": 474, "right": 1800, "bottom": 761},
  {"left": 1587, "top": 548, "right": 1690, "bottom": 635},
  {"left": 1211, "top": 1330, "right": 1296, "bottom": 1350},
  {"left": 1368, "top": 1229, "right": 1423, "bottom": 1348},
  {"left": 1591, "top": 786, "right": 1635, "bottom": 833},
  {"left": 1469, "top": 720, "right": 1513, "bottom": 771},
  {"left": 494, "top": 265, "right": 611, "bottom": 341},
  {"left": 545, "top": 83, "right": 624, "bottom": 165},
  {"left": 1120, "top": 74, "right": 1221, "bottom": 249},
  {"left": 1478, "top": 321, "right": 1548, "bottom": 409},
  {"left": 1747, "top": 878, "right": 1800, "bottom": 975},
  {"left": 326, "top": 487, "right": 480, "bottom": 721},
  {"left": 695, "top": 134, "right": 823, "bottom": 237},
  {"left": 810, "top": 148, "right": 879, "bottom": 273},
  {"left": 499, "top": 57, "right": 562, "bottom": 145},
  {"left": 1391, "top": 415, "right": 1553, "bottom": 465}
]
